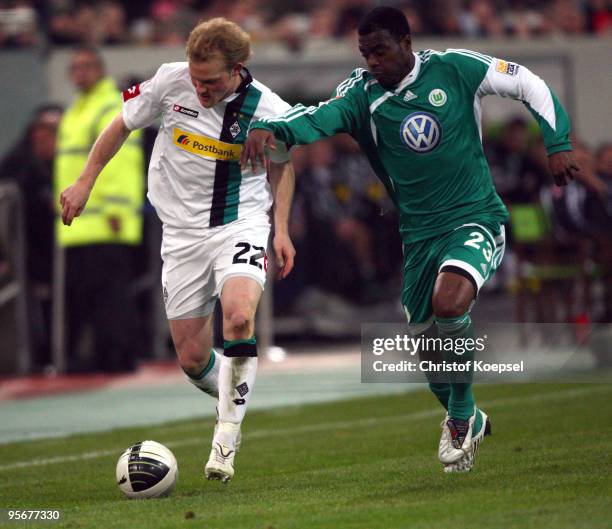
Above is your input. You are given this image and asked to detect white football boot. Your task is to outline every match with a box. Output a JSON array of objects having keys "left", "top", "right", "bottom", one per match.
[
  {"left": 205, "top": 442, "right": 236, "bottom": 482},
  {"left": 442, "top": 409, "right": 491, "bottom": 473},
  {"left": 205, "top": 422, "right": 240, "bottom": 482},
  {"left": 439, "top": 413, "right": 475, "bottom": 468}
]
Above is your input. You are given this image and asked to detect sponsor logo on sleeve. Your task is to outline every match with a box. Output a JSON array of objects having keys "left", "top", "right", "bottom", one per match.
[
  {"left": 496, "top": 59, "right": 519, "bottom": 76},
  {"left": 122, "top": 84, "right": 141, "bottom": 102}
]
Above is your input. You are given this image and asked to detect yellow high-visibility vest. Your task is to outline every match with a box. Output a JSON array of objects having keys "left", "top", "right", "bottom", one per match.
[{"left": 55, "top": 77, "right": 144, "bottom": 247}]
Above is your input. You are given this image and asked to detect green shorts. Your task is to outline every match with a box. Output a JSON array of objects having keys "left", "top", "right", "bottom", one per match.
[{"left": 402, "top": 221, "right": 506, "bottom": 324}]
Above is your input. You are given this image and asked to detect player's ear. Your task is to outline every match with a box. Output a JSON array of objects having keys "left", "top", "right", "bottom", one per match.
[
  {"left": 399, "top": 34, "right": 412, "bottom": 54},
  {"left": 231, "top": 63, "right": 244, "bottom": 77}
]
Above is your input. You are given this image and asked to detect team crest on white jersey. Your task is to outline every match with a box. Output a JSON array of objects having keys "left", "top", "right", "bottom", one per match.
[
  {"left": 400, "top": 112, "right": 442, "bottom": 153},
  {"left": 229, "top": 121, "right": 241, "bottom": 138}
]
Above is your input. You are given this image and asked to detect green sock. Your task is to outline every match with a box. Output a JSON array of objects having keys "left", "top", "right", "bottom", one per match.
[
  {"left": 223, "top": 336, "right": 257, "bottom": 349},
  {"left": 435, "top": 314, "right": 476, "bottom": 421},
  {"left": 473, "top": 409, "right": 483, "bottom": 437},
  {"left": 419, "top": 324, "right": 451, "bottom": 410}
]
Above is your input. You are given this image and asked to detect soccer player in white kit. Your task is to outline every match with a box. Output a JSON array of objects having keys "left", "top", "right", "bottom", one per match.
[{"left": 60, "top": 18, "right": 297, "bottom": 483}]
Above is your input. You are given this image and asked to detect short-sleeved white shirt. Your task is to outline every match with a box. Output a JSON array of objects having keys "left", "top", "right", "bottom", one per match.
[{"left": 122, "top": 62, "right": 291, "bottom": 229}]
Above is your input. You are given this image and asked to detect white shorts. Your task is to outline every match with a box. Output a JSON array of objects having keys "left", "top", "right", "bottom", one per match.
[{"left": 161, "top": 212, "right": 270, "bottom": 319}]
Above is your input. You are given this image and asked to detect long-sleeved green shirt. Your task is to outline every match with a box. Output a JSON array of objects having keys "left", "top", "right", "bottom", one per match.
[{"left": 252, "top": 49, "right": 572, "bottom": 243}]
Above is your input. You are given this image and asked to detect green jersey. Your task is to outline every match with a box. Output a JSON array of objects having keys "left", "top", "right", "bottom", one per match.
[{"left": 252, "top": 49, "right": 572, "bottom": 243}]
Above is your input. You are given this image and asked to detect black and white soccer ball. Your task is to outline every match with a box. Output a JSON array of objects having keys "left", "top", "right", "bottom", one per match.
[{"left": 116, "top": 440, "right": 178, "bottom": 499}]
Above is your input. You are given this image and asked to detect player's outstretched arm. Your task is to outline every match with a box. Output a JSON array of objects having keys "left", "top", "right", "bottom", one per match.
[
  {"left": 60, "top": 111, "right": 131, "bottom": 225},
  {"left": 268, "top": 160, "right": 296, "bottom": 279},
  {"left": 243, "top": 79, "right": 363, "bottom": 173},
  {"left": 470, "top": 54, "right": 578, "bottom": 186}
]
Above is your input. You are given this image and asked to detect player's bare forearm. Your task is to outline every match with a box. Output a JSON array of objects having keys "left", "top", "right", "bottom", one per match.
[
  {"left": 80, "top": 112, "right": 131, "bottom": 188},
  {"left": 269, "top": 160, "right": 296, "bottom": 278},
  {"left": 269, "top": 160, "right": 294, "bottom": 235},
  {"left": 60, "top": 112, "right": 131, "bottom": 225}
]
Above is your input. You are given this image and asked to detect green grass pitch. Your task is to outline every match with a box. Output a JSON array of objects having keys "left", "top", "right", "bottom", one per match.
[{"left": 1, "top": 383, "right": 610, "bottom": 529}]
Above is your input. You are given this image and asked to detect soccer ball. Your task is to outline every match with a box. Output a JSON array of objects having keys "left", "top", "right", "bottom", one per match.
[{"left": 115, "top": 440, "right": 178, "bottom": 499}]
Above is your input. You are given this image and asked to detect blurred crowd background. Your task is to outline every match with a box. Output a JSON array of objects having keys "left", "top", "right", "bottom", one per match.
[
  {"left": 1, "top": 0, "right": 611, "bottom": 49},
  {"left": 1, "top": 105, "right": 610, "bottom": 372},
  {"left": 0, "top": 0, "right": 610, "bottom": 375}
]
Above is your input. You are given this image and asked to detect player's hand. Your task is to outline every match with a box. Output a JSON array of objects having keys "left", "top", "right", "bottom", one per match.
[
  {"left": 60, "top": 178, "right": 92, "bottom": 226},
  {"left": 272, "top": 231, "right": 296, "bottom": 279},
  {"left": 548, "top": 151, "right": 580, "bottom": 187},
  {"left": 241, "top": 129, "right": 276, "bottom": 173},
  {"left": 108, "top": 215, "right": 121, "bottom": 234}
]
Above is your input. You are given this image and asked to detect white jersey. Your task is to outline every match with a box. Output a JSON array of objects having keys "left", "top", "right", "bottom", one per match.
[{"left": 122, "top": 62, "right": 291, "bottom": 228}]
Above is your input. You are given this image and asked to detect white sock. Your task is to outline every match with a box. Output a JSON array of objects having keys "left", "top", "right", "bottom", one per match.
[
  {"left": 184, "top": 349, "right": 220, "bottom": 399},
  {"left": 217, "top": 353, "right": 258, "bottom": 448}
]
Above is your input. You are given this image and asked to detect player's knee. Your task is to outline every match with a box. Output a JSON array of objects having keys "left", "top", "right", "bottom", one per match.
[
  {"left": 432, "top": 293, "right": 469, "bottom": 319},
  {"left": 174, "top": 337, "right": 207, "bottom": 369},
  {"left": 178, "top": 355, "right": 203, "bottom": 372},
  {"left": 224, "top": 309, "right": 252, "bottom": 337}
]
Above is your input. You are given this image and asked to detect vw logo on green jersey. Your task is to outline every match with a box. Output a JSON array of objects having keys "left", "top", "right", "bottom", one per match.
[
  {"left": 428, "top": 89, "right": 447, "bottom": 107},
  {"left": 400, "top": 112, "right": 442, "bottom": 153}
]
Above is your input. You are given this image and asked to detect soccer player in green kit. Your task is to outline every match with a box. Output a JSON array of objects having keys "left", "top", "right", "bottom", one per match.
[{"left": 242, "top": 6, "right": 579, "bottom": 472}]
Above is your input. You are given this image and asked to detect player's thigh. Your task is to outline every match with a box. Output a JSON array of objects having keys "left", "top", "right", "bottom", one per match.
[
  {"left": 161, "top": 227, "right": 217, "bottom": 320},
  {"left": 214, "top": 212, "right": 270, "bottom": 318},
  {"left": 401, "top": 239, "right": 439, "bottom": 325},
  {"left": 168, "top": 314, "right": 214, "bottom": 364},
  {"left": 437, "top": 222, "right": 506, "bottom": 296},
  {"left": 220, "top": 276, "right": 263, "bottom": 324},
  {"left": 432, "top": 270, "right": 476, "bottom": 317}
]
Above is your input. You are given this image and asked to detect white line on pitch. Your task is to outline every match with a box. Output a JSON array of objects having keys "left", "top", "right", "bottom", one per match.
[{"left": 0, "top": 386, "right": 608, "bottom": 472}]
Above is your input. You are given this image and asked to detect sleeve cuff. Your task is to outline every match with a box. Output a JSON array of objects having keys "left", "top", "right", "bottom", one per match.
[
  {"left": 249, "top": 121, "right": 274, "bottom": 131},
  {"left": 546, "top": 142, "right": 572, "bottom": 156}
]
